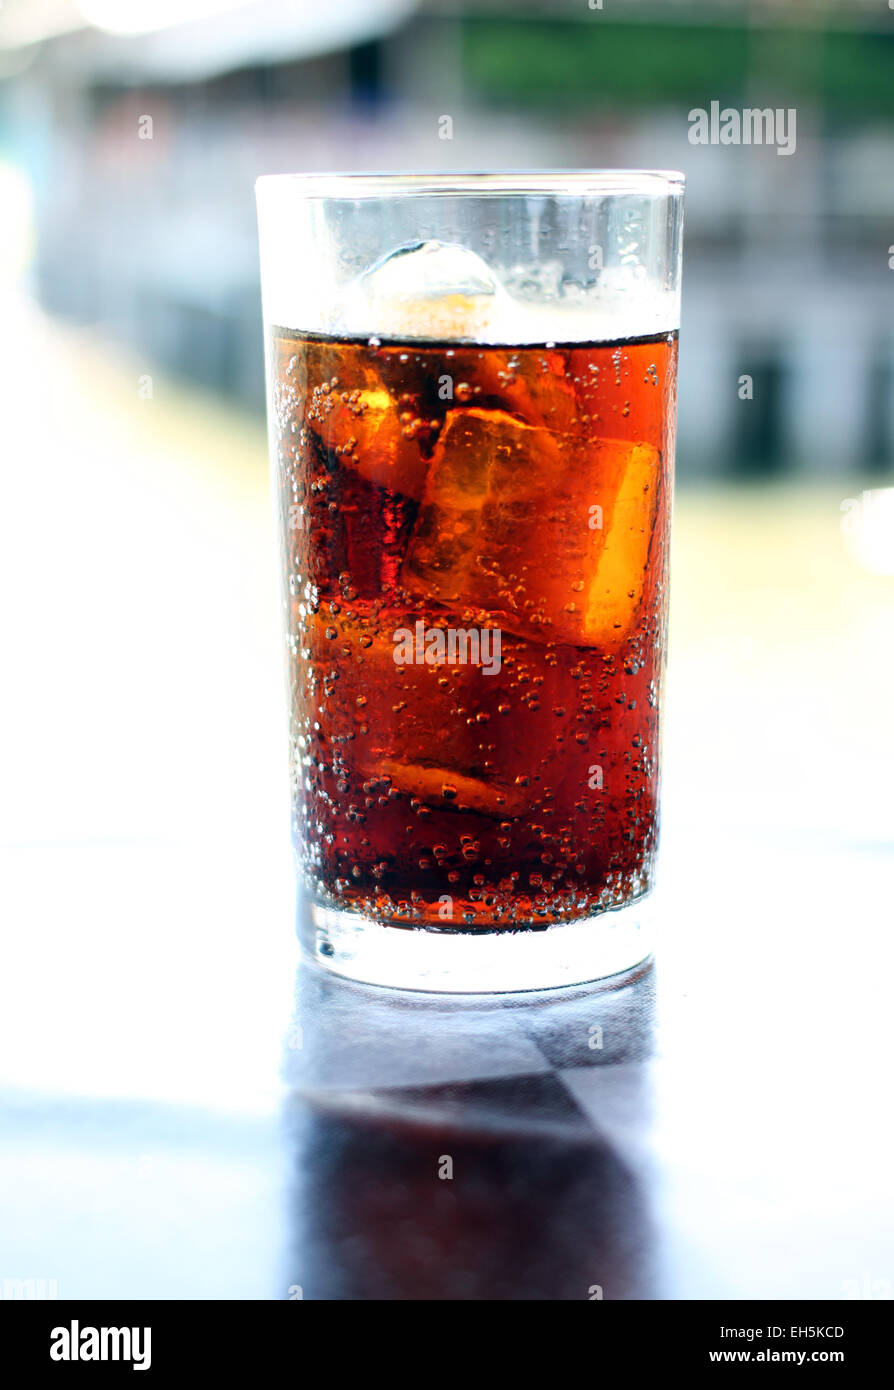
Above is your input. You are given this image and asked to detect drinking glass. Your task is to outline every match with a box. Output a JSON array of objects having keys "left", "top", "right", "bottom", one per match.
[{"left": 256, "top": 171, "right": 684, "bottom": 992}]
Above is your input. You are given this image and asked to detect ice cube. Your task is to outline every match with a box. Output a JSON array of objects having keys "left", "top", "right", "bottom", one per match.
[
  {"left": 298, "top": 611, "right": 572, "bottom": 814},
  {"left": 583, "top": 439, "right": 662, "bottom": 639},
  {"left": 335, "top": 240, "right": 506, "bottom": 341},
  {"left": 303, "top": 338, "right": 432, "bottom": 498},
  {"left": 402, "top": 407, "right": 660, "bottom": 646},
  {"left": 375, "top": 762, "right": 527, "bottom": 818},
  {"left": 453, "top": 343, "right": 585, "bottom": 435}
]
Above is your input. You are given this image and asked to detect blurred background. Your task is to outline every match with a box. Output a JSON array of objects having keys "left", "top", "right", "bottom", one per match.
[
  {"left": 1, "top": 0, "right": 893, "bottom": 1300},
  {"left": 3, "top": 0, "right": 894, "bottom": 467}
]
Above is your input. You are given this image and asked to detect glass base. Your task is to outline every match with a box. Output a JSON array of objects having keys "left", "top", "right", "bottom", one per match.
[{"left": 298, "top": 894, "right": 654, "bottom": 994}]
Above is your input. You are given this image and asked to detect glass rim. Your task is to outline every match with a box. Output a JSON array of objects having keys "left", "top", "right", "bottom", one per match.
[{"left": 255, "top": 169, "right": 685, "bottom": 200}]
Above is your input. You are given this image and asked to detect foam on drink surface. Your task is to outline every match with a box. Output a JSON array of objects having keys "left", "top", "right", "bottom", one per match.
[{"left": 264, "top": 239, "right": 679, "bottom": 345}]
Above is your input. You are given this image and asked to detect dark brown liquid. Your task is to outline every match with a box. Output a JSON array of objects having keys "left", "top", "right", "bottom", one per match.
[{"left": 269, "top": 329, "right": 677, "bottom": 928}]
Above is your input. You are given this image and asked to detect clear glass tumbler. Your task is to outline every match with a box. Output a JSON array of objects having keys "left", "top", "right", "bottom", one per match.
[{"left": 256, "top": 171, "right": 684, "bottom": 992}]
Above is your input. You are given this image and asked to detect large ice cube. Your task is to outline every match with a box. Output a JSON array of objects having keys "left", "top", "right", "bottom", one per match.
[
  {"left": 335, "top": 240, "right": 506, "bottom": 341},
  {"left": 298, "top": 611, "right": 572, "bottom": 815},
  {"left": 402, "top": 407, "right": 660, "bottom": 646}
]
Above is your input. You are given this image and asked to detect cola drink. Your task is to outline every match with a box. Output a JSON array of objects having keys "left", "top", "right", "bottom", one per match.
[{"left": 270, "top": 327, "right": 677, "bottom": 931}]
